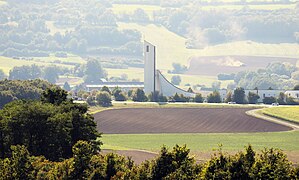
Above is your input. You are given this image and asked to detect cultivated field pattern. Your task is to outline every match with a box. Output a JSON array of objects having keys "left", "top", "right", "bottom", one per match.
[{"left": 94, "top": 108, "right": 291, "bottom": 134}]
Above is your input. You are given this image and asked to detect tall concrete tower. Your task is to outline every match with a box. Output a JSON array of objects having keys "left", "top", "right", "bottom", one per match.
[
  {"left": 143, "top": 41, "right": 195, "bottom": 97},
  {"left": 144, "top": 41, "right": 156, "bottom": 94}
]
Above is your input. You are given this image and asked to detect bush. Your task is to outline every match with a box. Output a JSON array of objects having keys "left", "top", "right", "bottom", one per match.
[
  {"left": 263, "top": 97, "right": 276, "bottom": 104},
  {"left": 113, "top": 88, "right": 127, "bottom": 101},
  {"left": 248, "top": 92, "right": 260, "bottom": 104},
  {"left": 86, "top": 96, "right": 95, "bottom": 106},
  {"left": 171, "top": 93, "right": 189, "bottom": 102},
  {"left": 132, "top": 89, "right": 147, "bottom": 102},
  {"left": 148, "top": 91, "right": 168, "bottom": 102},
  {"left": 207, "top": 91, "right": 221, "bottom": 103},
  {"left": 194, "top": 94, "right": 203, "bottom": 103},
  {"left": 96, "top": 92, "right": 112, "bottom": 107}
]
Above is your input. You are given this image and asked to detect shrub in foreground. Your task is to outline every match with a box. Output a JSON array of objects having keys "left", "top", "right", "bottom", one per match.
[{"left": 1, "top": 143, "right": 298, "bottom": 179}]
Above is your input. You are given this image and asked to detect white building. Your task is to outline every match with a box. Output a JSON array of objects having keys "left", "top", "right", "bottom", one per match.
[
  {"left": 144, "top": 41, "right": 195, "bottom": 97},
  {"left": 285, "top": 90, "right": 299, "bottom": 100}
]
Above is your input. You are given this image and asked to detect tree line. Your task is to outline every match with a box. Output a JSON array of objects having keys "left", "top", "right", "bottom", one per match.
[
  {"left": 76, "top": 85, "right": 299, "bottom": 107},
  {"left": 0, "top": 141, "right": 298, "bottom": 179}
]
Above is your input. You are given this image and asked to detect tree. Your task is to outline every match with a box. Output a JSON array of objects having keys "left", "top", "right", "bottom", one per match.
[
  {"left": 207, "top": 91, "right": 221, "bottom": 103},
  {"left": 233, "top": 87, "right": 246, "bottom": 104},
  {"left": 96, "top": 92, "right": 112, "bottom": 107},
  {"left": 112, "top": 87, "right": 127, "bottom": 101},
  {"left": 84, "top": 59, "right": 106, "bottom": 84},
  {"left": 187, "top": 87, "right": 193, "bottom": 93},
  {"left": 171, "top": 75, "right": 181, "bottom": 86},
  {"left": 43, "top": 66, "right": 60, "bottom": 84},
  {"left": 86, "top": 96, "right": 95, "bottom": 106},
  {"left": 9, "top": 65, "right": 41, "bottom": 80},
  {"left": 0, "top": 79, "right": 56, "bottom": 108},
  {"left": 248, "top": 92, "right": 260, "bottom": 104},
  {"left": 225, "top": 91, "right": 233, "bottom": 103},
  {"left": 101, "top": 86, "right": 111, "bottom": 94},
  {"left": 63, "top": 82, "right": 71, "bottom": 91},
  {"left": 0, "top": 69, "right": 6, "bottom": 80},
  {"left": 41, "top": 88, "right": 68, "bottom": 105},
  {"left": 148, "top": 91, "right": 167, "bottom": 102},
  {"left": 277, "top": 92, "right": 286, "bottom": 105},
  {"left": 263, "top": 97, "right": 276, "bottom": 104},
  {"left": 0, "top": 100, "right": 101, "bottom": 161},
  {"left": 132, "top": 89, "right": 147, "bottom": 102},
  {"left": 194, "top": 94, "right": 203, "bottom": 103},
  {"left": 252, "top": 148, "right": 292, "bottom": 179}
]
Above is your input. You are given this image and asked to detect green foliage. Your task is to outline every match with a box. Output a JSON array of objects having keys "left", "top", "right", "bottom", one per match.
[
  {"left": 0, "top": 143, "right": 298, "bottom": 179},
  {"left": 41, "top": 87, "right": 68, "bottom": 105},
  {"left": 63, "top": 81, "right": 71, "bottom": 91},
  {"left": 9, "top": 65, "right": 41, "bottom": 80},
  {"left": 263, "top": 96, "right": 277, "bottom": 104},
  {"left": 248, "top": 91, "right": 260, "bottom": 104},
  {"left": 252, "top": 148, "right": 292, "bottom": 179},
  {"left": 152, "top": 145, "right": 199, "bottom": 180},
  {"left": 207, "top": 91, "right": 221, "bottom": 103},
  {"left": 86, "top": 95, "right": 96, "bottom": 106},
  {"left": 101, "top": 86, "right": 111, "bottom": 94},
  {"left": 132, "top": 88, "right": 148, "bottom": 102},
  {"left": 225, "top": 91, "right": 232, "bottom": 103},
  {"left": 194, "top": 93, "right": 203, "bottom": 103},
  {"left": 148, "top": 91, "right": 168, "bottom": 102},
  {"left": 114, "top": 90, "right": 127, "bottom": 101},
  {"left": 277, "top": 92, "right": 286, "bottom": 105},
  {"left": 233, "top": 87, "right": 246, "bottom": 104},
  {"left": 43, "top": 66, "right": 59, "bottom": 83},
  {"left": 0, "top": 79, "right": 56, "bottom": 109},
  {"left": 171, "top": 93, "right": 189, "bottom": 102},
  {"left": 96, "top": 92, "right": 112, "bottom": 107},
  {"left": 0, "top": 99, "right": 101, "bottom": 161},
  {"left": 187, "top": 87, "right": 194, "bottom": 93},
  {"left": 84, "top": 59, "right": 106, "bottom": 84}
]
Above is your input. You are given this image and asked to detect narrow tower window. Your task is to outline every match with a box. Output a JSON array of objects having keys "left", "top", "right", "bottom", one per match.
[{"left": 146, "top": 45, "right": 149, "bottom": 52}]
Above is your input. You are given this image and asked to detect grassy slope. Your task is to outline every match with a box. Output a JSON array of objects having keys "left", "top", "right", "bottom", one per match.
[
  {"left": 102, "top": 131, "right": 299, "bottom": 152},
  {"left": 261, "top": 106, "right": 299, "bottom": 123},
  {"left": 118, "top": 22, "right": 299, "bottom": 71},
  {"left": 0, "top": 55, "right": 85, "bottom": 75}
]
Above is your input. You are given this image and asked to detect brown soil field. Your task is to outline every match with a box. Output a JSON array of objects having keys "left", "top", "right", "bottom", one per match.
[
  {"left": 187, "top": 56, "right": 298, "bottom": 76},
  {"left": 94, "top": 108, "right": 291, "bottom": 134}
]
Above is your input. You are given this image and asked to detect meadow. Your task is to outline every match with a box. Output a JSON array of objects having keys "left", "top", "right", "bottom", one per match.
[
  {"left": 101, "top": 131, "right": 299, "bottom": 152},
  {"left": 117, "top": 22, "right": 299, "bottom": 71},
  {"left": 261, "top": 106, "right": 299, "bottom": 123}
]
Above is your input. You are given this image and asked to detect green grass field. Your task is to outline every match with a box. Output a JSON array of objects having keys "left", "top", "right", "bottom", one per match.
[
  {"left": 117, "top": 22, "right": 299, "bottom": 71},
  {"left": 101, "top": 131, "right": 299, "bottom": 152},
  {"left": 261, "top": 106, "right": 299, "bottom": 123},
  {"left": 0, "top": 54, "right": 85, "bottom": 75}
]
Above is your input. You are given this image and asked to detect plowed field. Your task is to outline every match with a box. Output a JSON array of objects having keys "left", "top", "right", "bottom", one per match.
[{"left": 94, "top": 108, "right": 291, "bottom": 134}]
